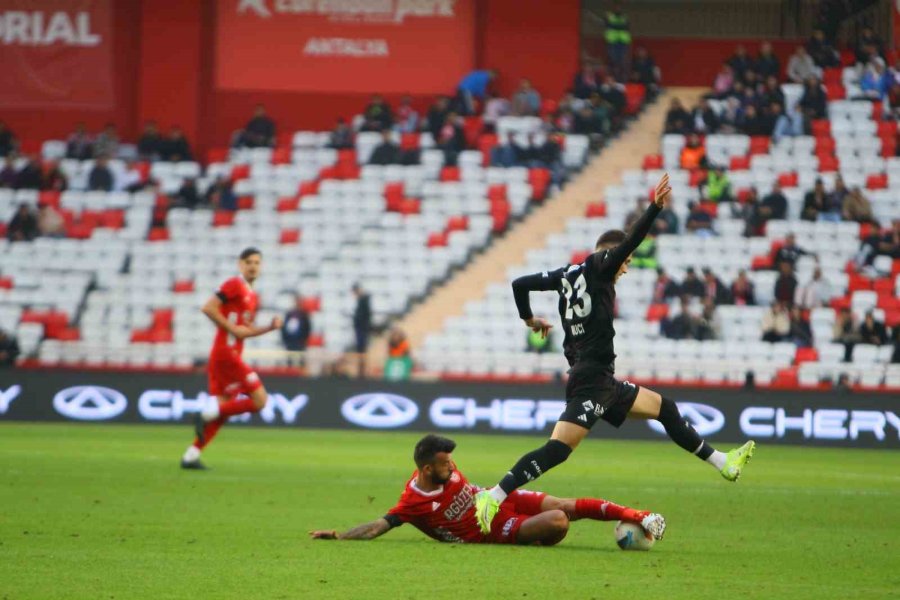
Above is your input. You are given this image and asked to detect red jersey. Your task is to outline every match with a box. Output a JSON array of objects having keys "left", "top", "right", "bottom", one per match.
[
  {"left": 210, "top": 276, "right": 258, "bottom": 358},
  {"left": 387, "top": 470, "right": 484, "bottom": 543}
]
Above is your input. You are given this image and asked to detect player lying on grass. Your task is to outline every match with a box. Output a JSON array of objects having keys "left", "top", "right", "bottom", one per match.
[
  {"left": 308, "top": 434, "right": 665, "bottom": 545},
  {"left": 180, "top": 247, "right": 282, "bottom": 470},
  {"left": 474, "top": 173, "right": 755, "bottom": 534}
]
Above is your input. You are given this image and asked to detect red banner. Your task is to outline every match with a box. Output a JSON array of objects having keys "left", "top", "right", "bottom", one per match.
[
  {"left": 215, "top": 0, "right": 475, "bottom": 94},
  {"left": 0, "top": 0, "right": 113, "bottom": 109}
]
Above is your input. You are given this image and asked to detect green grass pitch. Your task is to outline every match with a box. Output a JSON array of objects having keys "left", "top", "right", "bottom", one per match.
[{"left": 1, "top": 423, "right": 899, "bottom": 599}]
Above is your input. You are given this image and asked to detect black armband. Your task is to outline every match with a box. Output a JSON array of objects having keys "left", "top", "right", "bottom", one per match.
[
  {"left": 383, "top": 514, "right": 403, "bottom": 529},
  {"left": 216, "top": 291, "right": 228, "bottom": 303}
]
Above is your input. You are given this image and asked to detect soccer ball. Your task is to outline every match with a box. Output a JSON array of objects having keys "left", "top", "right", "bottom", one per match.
[{"left": 614, "top": 520, "right": 655, "bottom": 551}]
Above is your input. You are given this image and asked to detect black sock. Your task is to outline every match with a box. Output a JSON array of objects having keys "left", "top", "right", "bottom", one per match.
[
  {"left": 498, "top": 439, "right": 572, "bottom": 495},
  {"left": 657, "top": 397, "right": 715, "bottom": 460}
]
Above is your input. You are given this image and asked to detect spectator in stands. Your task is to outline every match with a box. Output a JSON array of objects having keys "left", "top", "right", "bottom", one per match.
[
  {"left": 93, "top": 123, "right": 119, "bottom": 158},
  {"left": 680, "top": 133, "right": 707, "bottom": 170},
  {"left": 759, "top": 182, "right": 788, "bottom": 224},
  {"left": 651, "top": 268, "right": 681, "bottom": 304},
  {"left": 631, "top": 234, "right": 658, "bottom": 269},
  {"left": 281, "top": 296, "right": 312, "bottom": 353},
  {"left": 859, "top": 311, "right": 887, "bottom": 346},
  {"left": 385, "top": 328, "right": 413, "bottom": 381},
  {"left": 794, "top": 266, "right": 830, "bottom": 309},
  {"left": 15, "top": 157, "right": 43, "bottom": 190},
  {"left": 702, "top": 267, "right": 731, "bottom": 305},
  {"left": 698, "top": 298, "right": 721, "bottom": 340},
  {"left": 789, "top": 306, "right": 814, "bottom": 348},
  {"left": 760, "top": 76, "right": 785, "bottom": 108},
  {"left": 623, "top": 198, "right": 644, "bottom": 231},
  {"left": 6, "top": 203, "right": 38, "bottom": 242},
  {"left": 761, "top": 300, "right": 790, "bottom": 342},
  {"left": 575, "top": 96, "right": 610, "bottom": 141},
  {"left": 42, "top": 161, "right": 67, "bottom": 192},
  {"left": 691, "top": 99, "right": 719, "bottom": 135},
  {"left": 328, "top": 118, "right": 354, "bottom": 150},
  {"left": 774, "top": 262, "right": 798, "bottom": 305},
  {"left": 0, "top": 121, "right": 17, "bottom": 158},
  {"left": 150, "top": 192, "right": 169, "bottom": 230},
  {"left": 205, "top": 175, "right": 236, "bottom": 211},
  {"left": 833, "top": 307, "right": 860, "bottom": 361},
  {"left": 860, "top": 61, "right": 891, "bottom": 101},
  {"left": 37, "top": 202, "right": 65, "bottom": 238},
  {"left": 654, "top": 196, "right": 680, "bottom": 235},
  {"left": 855, "top": 26, "right": 884, "bottom": 65},
  {"left": 663, "top": 296, "right": 701, "bottom": 340},
  {"left": 237, "top": 104, "right": 276, "bottom": 147},
  {"left": 701, "top": 166, "right": 731, "bottom": 203},
  {"left": 456, "top": 69, "right": 496, "bottom": 116},
  {"left": 369, "top": 129, "right": 402, "bottom": 166},
  {"left": 731, "top": 269, "right": 756, "bottom": 305},
  {"left": 65, "top": 123, "right": 93, "bottom": 160},
  {"left": 162, "top": 127, "right": 193, "bottom": 162},
  {"left": 801, "top": 178, "right": 828, "bottom": 221},
  {"left": 775, "top": 233, "right": 815, "bottom": 269},
  {"left": 787, "top": 46, "right": 820, "bottom": 83},
  {"left": 728, "top": 45, "right": 753, "bottom": 83},
  {"left": 630, "top": 47, "right": 660, "bottom": 95},
  {"left": 856, "top": 219, "right": 900, "bottom": 268},
  {"left": 393, "top": 95, "right": 419, "bottom": 134},
  {"left": 137, "top": 121, "right": 163, "bottom": 161},
  {"left": 525, "top": 326, "right": 553, "bottom": 354},
  {"left": 685, "top": 202, "right": 713, "bottom": 236},
  {"left": 807, "top": 28, "right": 839, "bottom": 68},
  {"left": 0, "top": 328, "right": 19, "bottom": 366},
  {"left": 0, "top": 155, "right": 16, "bottom": 188},
  {"left": 426, "top": 96, "right": 451, "bottom": 140},
  {"left": 711, "top": 63, "right": 735, "bottom": 99},
  {"left": 118, "top": 160, "right": 147, "bottom": 193},
  {"left": 524, "top": 133, "right": 563, "bottom": 180},
  {"left": 755, "top": 42, "right": 781, "bottom": 80},
  {"left": 174, "top": 178, "right": 202, "bottom": 210},
  {"left": 772, "top": 102, "right": 803, "bottom": 142},
  {"left": 827, "top": 175, "right": 849, "bottom": 219},
  {"left": 799, "top": 77, "right": 827, "bottom": 121},
  {"left": 482, "top": 92, "right": 511, "bottom": 133},
  {"left": 88, "top": 156, "right": 114, "bottom": 192},
  {"left": 736, "top": 187, "right": 765, "bottom": 236},
  {"left": 598, "top": 76, "right": 626, "bottom": 118},
  {"left": 738, "top": 105, "right": 769, "bottom": 136},
  {"left": 842, "top": 187, "right": 876, "bottom": 225},
  {"left": 603, "top": 2, "right": 632, "bottom": 82},
  {"left": 892, "top": 326, "right": 900, "bottom": 363},
  {"left": 664, "top": 98, "right": 691, "bottom": 134},
  {"left": 511, "top": 78, "right": 541, "bottom": 116},
  {"left": 573, "top": 63, "right": 601, "bottom": 100},
  {"left": 361, "top": 95, "right": 394, "bottom": 132},
  {"left": 352, "top": 283, "right": 372, "bottom": 377},
  {"left": 717, "top": 97, "right": 743, "bottom": 134},
  {"left": 436, "top": 112, "right": 466, "bottom": 166},
  {"left": 681, "top": 267, "right": 705, "bottom": 298}
]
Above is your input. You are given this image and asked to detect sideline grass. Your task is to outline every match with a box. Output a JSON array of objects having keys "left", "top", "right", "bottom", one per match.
[{"left": 1, "top": 423, "right": 898, "bottom": 599}]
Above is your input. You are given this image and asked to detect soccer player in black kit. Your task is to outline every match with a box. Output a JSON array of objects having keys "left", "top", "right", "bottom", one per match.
[{"left": 474, "top": 174, "right": 755, "bottom": 539}]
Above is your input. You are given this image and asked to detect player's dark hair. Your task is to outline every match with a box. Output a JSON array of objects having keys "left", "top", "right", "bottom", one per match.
[
  {"left": 414, "top": 434, "right": 456, "bottom": 468},
  {"left": 595, "top": 229, "right": 626, "bottom": 250},
  {"left": 239, "top": 247, "right": 261, "bottom": 260}
]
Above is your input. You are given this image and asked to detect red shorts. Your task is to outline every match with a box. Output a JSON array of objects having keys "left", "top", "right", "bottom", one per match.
[
  {"left": 485, "top": 489, "right": 547, "bottom": 545},
  {"left": 208, "top": 353, "right": 262, "bottom": 398}
]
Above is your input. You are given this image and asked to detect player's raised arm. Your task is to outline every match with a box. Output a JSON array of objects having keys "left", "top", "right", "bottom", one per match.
[
  {"left": 512, "top": 269, "right": 562, "bottom": 338},
  {"left": 600, "top": 173, "right": 671, "bottom": 273},
  {"left": 309, "top": 517, "right": 394, "bottom": 541}
]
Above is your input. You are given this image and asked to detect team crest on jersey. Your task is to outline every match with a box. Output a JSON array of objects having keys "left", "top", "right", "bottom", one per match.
[{"left": 450, "top": 472, "right": 460, "bottom": 483}]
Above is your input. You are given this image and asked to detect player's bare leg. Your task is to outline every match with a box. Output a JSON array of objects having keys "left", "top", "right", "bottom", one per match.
[
  {"left": 627, "top": 387, "right": 755, "bottom": 482},
  {"left": 542, "top": 495, "right": 666, "bottom": 540},
  {"left": 514, "top": 510, "right": 570, "bottom": 546}
]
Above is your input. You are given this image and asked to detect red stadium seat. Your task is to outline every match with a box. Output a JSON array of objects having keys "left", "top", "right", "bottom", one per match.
[
  {"left": 815, "top": 136, "right": 835, "bottom": 154},
  {"left": 308, "top": 333, "right": 325, "bottom": 347},
  {"left": 751, "top": 255, "right": 773, "bottom": 270},
  {"left": 337, "top": 149, "right": 356, "bottom": 165},
  {"left": 478, "top": 133, "right": 498, "bottom": 166},
  {"left": 212, "top": 211, "right": 235, "bottom": 227},
  {"left": 279, "top": 229, "right": 300, "bottom": 244},
  {"left": 795, "top": 347, "right": 818, "bottom": 364},
  {"left": 817, "top": 155, "right": 839, "bottom": 172},
  {"left": 822, "top": 68, "right": 842, "bottom": 85},
  {"left": 230, "top": 164, "right": 250, "bottom": 181},
  {"left": 399, "top": 199, "right": 420, "bottom": 215},
  {"left": 318, "top": 165, "right": 340, "bottom": 180},
  {"left": 237, "top": 196, "right": 254, "bottom": 210},
  {"left": 585, "top": 202, "right": 606, "bottom": 217},
  {"left": 540, "top": 98, "right": 558, "bottom": 117},
  {"left": 777, "top": 172, "right": 798, "bottom": 187},
  {"left": 570, "top": 250, "right": 591, "bottom": 265},
  {"left": 173, "top": 280, "right": 195, "bottom": 293},
  {"left": 462, "top": 117, "right": 483, "bottom": 148},
  {"left": 866, "top": 174, "right": 887, "bottom": 190},
  {"left": 99, "top": 209, "right": 125, "bottom": 229},
  {"left": 66, "top": 223, "right": 93, "bottom": 240},
  {"left": 427, "top": 232, "right": 448, "bottom": 247},
  {"left": 645, "top": 304, "right": 669, "bottom": 322},
  {"left": 446, "top": 216, "right": 469, "bottom": 232},
  {"left": 298, "top": 180, "right": 319, "bottom": 196},
  {"left": 301, "top": 297, "right": 321, "bottom": 313},
  {"left": 824, "top": 83, "right": 845, "bottom": 100},
  {"left": 491, "top": 211, "right": 508, "bottom": 233},
  {"left": 749, "top": 136, "right": 769, "bottom": 155},
  {"left": 487, "top": 184, "right": 507, "bottom": 201},
  {"left": 688, "top": 170, "right": 706, "bottom": 186},
  {"left": 271, "top": 147, "right": 291, "bottom": 165},
  {"left": 400, "top": 133, "right": 420, "bottom": 150},
  {"left": 0, "top": 276, "right": 12, "bottom": 290},
  {"left": 729, "top": 156, "right": 750, "bottom": 170},
  {"left": 39, "top": 190, "right": 61, "bottom": 208},
  {"left": 440, "top": 166, "right": 460, "bottom": 181},
  {"left": 811, "top": 120, "right": 830, "bottom": 137},
  {"left": 277, "top": 196, "right": 300, "bottom": 212},
  {"left": 207, "top": 148, "right": 228, "bottom": 164},
  {"left": 642, "top": 154, "right": 663, "bottom": 169},
  {"left": 877, "top": 121, "right": 897, "bottom": 137},
  {"left": 624, "top": 83, "right": 646, "bottom": 115},
  {"left": 148, "top": 227, "right": 169, "bottom": 242},
  {"left": 528, "top": 168, "right": 551, "bottom": 201}
]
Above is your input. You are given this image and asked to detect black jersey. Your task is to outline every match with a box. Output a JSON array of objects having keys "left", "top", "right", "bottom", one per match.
[{"left": 512, "top": 203, "right": 661, "bottom": 371}]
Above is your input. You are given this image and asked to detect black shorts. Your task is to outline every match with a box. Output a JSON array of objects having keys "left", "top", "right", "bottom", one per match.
[{"left": 560, "top": 365, "right": 640, "bottom": 429}]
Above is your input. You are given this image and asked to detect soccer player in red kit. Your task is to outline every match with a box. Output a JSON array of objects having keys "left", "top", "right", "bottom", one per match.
[
  {"left": 180, "top": 247, "right": 282, "bottom": 470},
  {"left": 308, "top": 434, "right": 665, "bottom": 545}
]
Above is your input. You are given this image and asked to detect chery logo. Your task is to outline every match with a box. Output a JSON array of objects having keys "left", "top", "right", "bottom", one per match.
[
  {"left": 341, "top": 393, "right": 418, "bottom": 429},
  {"left": 53, "top": 386, "right": 127, "bottom": 421},
  {"left": 647, "top": 402, "right": 725, "bottom": 437}
]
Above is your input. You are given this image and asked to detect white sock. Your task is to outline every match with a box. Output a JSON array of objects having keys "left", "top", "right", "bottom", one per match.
[
  {"left": 488, "top": 485, "right": 508, "bottom": 504},
  {"left": 201, "top": 401, "right": 220, "bottom": 422},
  {"left": 183, "top": 445, "right": 201, "bottom": 463},
  {"left": 706, "top": 450, "right": 726, "bottom": 471}
]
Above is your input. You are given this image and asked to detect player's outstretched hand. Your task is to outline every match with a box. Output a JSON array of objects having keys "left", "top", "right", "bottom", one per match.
[
  {"left": 654, "top": 173, "right": 672, "bottom": 208},
  {"left": 270, "top": 316, "right": 283, "bottom": 331},
  {"left": 309, "top": 530, "right": 338, "bottom": 540},
  {"left": 525, "top": 317, "right": 553, "bottom": 339}
]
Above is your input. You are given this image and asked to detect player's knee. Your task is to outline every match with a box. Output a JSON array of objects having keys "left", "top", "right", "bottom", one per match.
[
  {"left": 251, "top": 388, "right": 268, "bottom": 410},
  {"left": 543, "top": 510, "right": 570, "bottom": 546}
]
